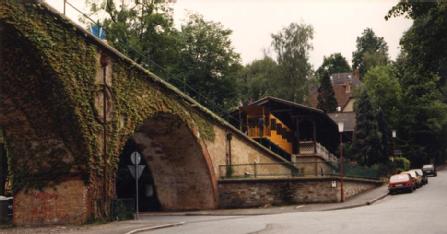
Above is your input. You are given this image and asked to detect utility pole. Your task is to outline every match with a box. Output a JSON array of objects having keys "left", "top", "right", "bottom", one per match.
[{"left": 338, "top": 122, "right": 344, "bottom": 202}]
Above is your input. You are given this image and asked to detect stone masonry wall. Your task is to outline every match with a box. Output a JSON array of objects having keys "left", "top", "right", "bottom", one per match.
[
  {"left": 343, "top": 178, "right": 379, "bottom": 200},
  {"left": 218, "top": 177, "right": 382, "bottom": 208},
  {"left": 205, "top": 125, "right": 291, "bottom": 178},
  {"left": 13, "top": 179, "right": 89, "bottom": 225}
]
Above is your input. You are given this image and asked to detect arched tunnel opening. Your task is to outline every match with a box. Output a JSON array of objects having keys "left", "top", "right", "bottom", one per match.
[
  {"left": 115, "top": 138, "right": 160, "bottom": 212},
  {"left": 115, "top": 113, "right": 217, "bottom": 212},
  {"left": 0, "top": 22, "right": 93, "bottom": 224},
  {"left": 0, "top": 128, "right": 8, "bottom": 196}
]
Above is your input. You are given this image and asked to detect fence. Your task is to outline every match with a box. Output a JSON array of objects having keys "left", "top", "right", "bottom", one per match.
[
  {"left": 328, "top": 161, "right": 383, "bottom": 180},
  {"left": 110, "top": 198, "right": 135, "bottom": 220},
  {"left": 219, "top": 161, "right": 381, "bottom": 180}
]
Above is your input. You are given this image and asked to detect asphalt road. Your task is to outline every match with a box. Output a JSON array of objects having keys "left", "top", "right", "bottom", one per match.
[{"left": 144, "top": 169, "right": 447, "bottom": 234}]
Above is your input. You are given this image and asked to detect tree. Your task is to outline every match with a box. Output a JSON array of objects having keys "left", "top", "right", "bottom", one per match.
[
  {"left": 363, "top": 65, "right": 402, "bottom": 127},
  {"left": 387, "top": 1, "right": 447, "bottom": 99},
  {"left": 387, "top": 1, "right": 447, "bottom": 166},
  {"left": 86, "top": 0, "right": 179, "bottom": 75},
  {"left": 351, "top": 89, "right": 384, "bottom": 166},
  {"left": 316, "top": 53, "right": 351, "bottom": 81},
  {"left": 172, "top": 14, "right": 242, "bottom": 112},
  {"left": 352, "top": 28, "right": 389, "bottom": 78},
  {"left": 238, "top": 56, "right": 280, "bottom": 103},
  {"left": 377, "top": 108, "right": 391, "bottom": 158},
  {"left": 317, "top": 71, "right": 338, "bottom": 112},
  {"left": 271, "top": 23, "right": 314, "bottom": 103},
  {"left": 395, "top": 66, "right": 447, "bottom": 166}
]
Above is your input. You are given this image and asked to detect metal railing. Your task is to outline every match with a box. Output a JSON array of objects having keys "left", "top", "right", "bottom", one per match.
[
  {"left": 328, "top": 161, "right": 383, "bottom": 180},
  {"left": 219, "top": 161, "right": 335, "bottom": 179},
  {"left": 219, "top": 161, "right": 381, "bottom": 180},
  {"left": 110, "top": 198, "right": 135, "bottom": 220}
]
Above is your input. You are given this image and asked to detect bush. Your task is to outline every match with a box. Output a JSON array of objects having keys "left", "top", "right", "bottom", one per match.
[{"left": 391, "top": 156, "right": 411, "bottom": 173}]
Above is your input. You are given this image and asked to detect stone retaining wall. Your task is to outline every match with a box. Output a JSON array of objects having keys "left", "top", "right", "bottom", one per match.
[{"left": 218, "top": 177, "right": 382, "bottom": 208}]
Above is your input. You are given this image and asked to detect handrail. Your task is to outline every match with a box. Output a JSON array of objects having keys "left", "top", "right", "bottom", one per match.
[
  {"left": 219, "top": 161, "right": 381, "bottom": 180},
  {"left": 299, "top": 141, "right": 338, "bottom": 163}
]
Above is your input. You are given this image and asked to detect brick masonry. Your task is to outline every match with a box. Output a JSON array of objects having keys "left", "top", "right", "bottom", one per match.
[
  {"left": 13, "top": 179, "right": 89, "bottom": 225},
  {"left": 132, "top": 113, "right": 217, "bottom": 210},
  {"left": 218, "top": 177, "right": 382, "bottom": 208},
  {"left": 0, "top": 1, "right": 372, "bottom": 226}
]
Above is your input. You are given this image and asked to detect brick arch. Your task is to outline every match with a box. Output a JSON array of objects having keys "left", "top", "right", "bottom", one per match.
[
  {"left": 130, "top": 112, "right": 218, "bottom": 210},
  {"left": 0, "top": 23, "right": 91, "bottom": 224}
]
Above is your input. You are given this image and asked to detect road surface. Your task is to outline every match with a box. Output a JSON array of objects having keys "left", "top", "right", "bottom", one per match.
[{"left": 144, "top": 170, "right": 447, "bottom": 234}]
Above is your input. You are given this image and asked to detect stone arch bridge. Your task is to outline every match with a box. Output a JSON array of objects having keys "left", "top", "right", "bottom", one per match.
[{"left": 0, "top": 1, "right": 298, "bottom": 225}]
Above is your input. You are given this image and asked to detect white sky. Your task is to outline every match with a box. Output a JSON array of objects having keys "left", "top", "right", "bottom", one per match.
[{"left": 45, "top": 0, "right": 412, "bottom": 69}]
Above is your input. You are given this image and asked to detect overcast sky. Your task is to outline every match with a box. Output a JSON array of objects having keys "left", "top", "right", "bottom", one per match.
[{"left": 46, "top": 0, "right": 412, "bottom": 69}]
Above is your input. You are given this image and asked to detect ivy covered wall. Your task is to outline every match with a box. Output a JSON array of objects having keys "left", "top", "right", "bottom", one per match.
[
  {"left": 0, "top": 1, "right": 292, "bottom": 223},
  {"left": 0, "top": 0, "right": 216, "bottom": 206}
]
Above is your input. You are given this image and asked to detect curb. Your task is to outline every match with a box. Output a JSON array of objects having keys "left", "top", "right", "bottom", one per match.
[
  {"left": 138, "top": 192, "right": 391, "bottom": 217},
  {"left": 366, "top": 193, "right": 389, "bottom": 205},
  {"left": 324, "top": 192, "right": 389, "bottom": 211},
  {"left": 124, "top": 222, "right": 185, "bottom": 234}
]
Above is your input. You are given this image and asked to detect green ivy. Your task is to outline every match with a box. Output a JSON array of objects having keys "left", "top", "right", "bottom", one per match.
[{"left": 0, "top": 1, "right": 215, "bottom": 195}]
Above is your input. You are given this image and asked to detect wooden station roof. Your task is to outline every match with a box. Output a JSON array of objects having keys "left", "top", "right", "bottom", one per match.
[{"left": 237, "top": 96, "right": 340, "bottom": 153}]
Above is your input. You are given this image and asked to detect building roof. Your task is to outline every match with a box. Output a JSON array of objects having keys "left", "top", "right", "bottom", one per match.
[
  {"left": 308, "top": 71, "right": 362, "bottom": 110},
  {"left": 333, "top": 85, "right": 352, "bottom": 110},
  {"left": 252, "top": 96, "right": 326, "bottom": 114},
  {"left": 237, "top": 96, "right": 340, "bottom": 153},
  {"left": 328, "top": 112, "right": 356, "bottom": 132},
  {"left": 330, "top": 72, "right": 361, "bottom": 86}
]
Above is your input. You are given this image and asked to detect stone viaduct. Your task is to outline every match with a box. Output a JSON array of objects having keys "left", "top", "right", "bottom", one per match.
[{"left": 0, "top": 1, "right": 297, "bottom": 225}]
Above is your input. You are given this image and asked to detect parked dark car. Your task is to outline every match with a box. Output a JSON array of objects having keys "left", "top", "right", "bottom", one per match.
[
  {"left": 422, "top": 164, "right": 437, "bottom": 177},
  {"left": 389, "top": 173, "right": 415, "bottom": 194}
]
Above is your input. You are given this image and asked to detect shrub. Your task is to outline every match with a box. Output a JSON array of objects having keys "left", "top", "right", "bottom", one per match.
[{"left": 391, "top": 156, "right": 410, "bottom": 173}]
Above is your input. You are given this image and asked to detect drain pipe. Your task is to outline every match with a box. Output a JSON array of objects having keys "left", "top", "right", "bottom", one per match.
[
  {"left": 101, "top": 55, "right": 109, "bottom": 215},
  {"left": 226, "top": 132, "right": 232, "bottom": 165}
]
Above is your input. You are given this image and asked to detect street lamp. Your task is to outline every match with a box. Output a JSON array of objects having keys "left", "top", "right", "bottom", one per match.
[
  {"left": 337, "top": 122, "right": 344, "bottom": 202},
  {"left": 391, "top": 130, "right": 397, "bottom": 160}
]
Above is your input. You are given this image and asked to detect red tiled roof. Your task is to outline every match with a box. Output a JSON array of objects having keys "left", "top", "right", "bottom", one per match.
[{"left": 308, "top": 72, "right": 362, "bottom": 109}]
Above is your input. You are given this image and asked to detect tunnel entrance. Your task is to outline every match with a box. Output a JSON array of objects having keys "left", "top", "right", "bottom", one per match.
[
  {"left": 115, "top": 113, "right": 217, "bottom": 211},
  {"left": 115, "top": 139, "right": 160, "bottom": 212},
  {"left": 0, "top": 128, "right": 8, "bottom": 196}
]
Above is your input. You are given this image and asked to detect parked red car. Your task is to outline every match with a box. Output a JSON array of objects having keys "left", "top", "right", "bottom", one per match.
[{"left": 388, "top": 173, "right": 415, "bottom": 194}]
